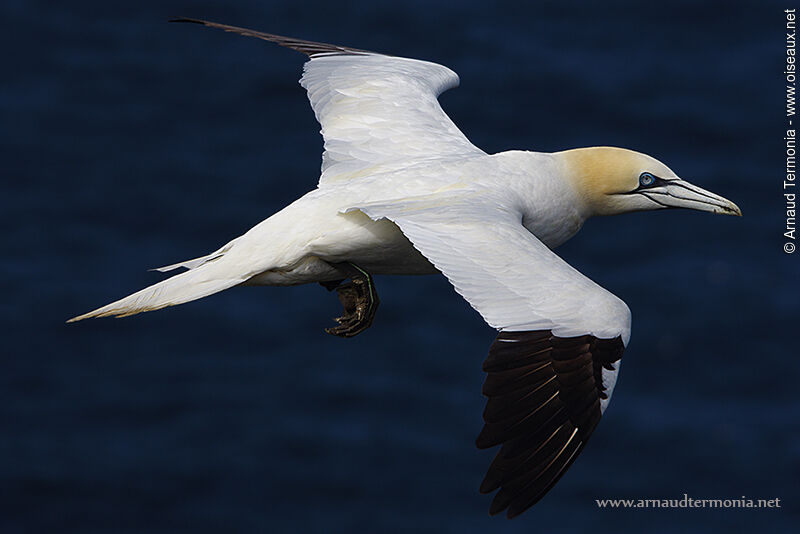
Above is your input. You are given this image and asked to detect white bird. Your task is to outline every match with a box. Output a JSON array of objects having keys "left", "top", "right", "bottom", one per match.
[{"left": 69, "top": 19, "right": 742, "bottom": 517}]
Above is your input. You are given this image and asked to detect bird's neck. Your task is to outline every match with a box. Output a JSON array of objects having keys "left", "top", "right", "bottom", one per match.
[{"left": 492, "top": 151, "right": 590, "bottom": 248}]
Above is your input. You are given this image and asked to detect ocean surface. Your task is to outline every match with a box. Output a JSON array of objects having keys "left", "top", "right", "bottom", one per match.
[{"left": 2, "top": 1, "right": 797, "bottom": 532}]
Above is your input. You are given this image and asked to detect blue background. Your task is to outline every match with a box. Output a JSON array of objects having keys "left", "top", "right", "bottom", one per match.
[{"left": 2, "top": 0, "right": 797, "bottom": 532}]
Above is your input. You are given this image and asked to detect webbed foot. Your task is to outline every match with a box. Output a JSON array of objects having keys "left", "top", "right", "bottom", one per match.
[{"left": 320, "top": 262, "right": 379, "bottom": 338}]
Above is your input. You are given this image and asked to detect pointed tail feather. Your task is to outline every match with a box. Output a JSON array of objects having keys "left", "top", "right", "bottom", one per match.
[
  {"left": 67, "top": 263, "right": 245, "bottom": 323},
  {"left": 151, "top": 239, "right": 238, "bottom": 272},
  {"left": 151, "top": 253, "right": 224, "bottom": 273}
]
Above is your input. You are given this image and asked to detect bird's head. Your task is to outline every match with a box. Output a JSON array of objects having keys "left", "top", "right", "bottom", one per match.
[{"left": 558, "top": 146, "right": 741, "bottom": 217}]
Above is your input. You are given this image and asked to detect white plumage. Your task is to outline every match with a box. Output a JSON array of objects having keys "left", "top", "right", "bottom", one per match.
[
  {"left": 353, "top": 203, "right": 631, "bottom": 343},
  {"left": 68, "top": 19, "right": 742, "bottom": 517},
  {"left": 301, "top": 54, "right": 483, "bottom": 184}
]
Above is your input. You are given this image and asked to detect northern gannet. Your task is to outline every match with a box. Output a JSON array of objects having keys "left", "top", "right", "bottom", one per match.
[{"left": 68, "top": 19, "right": 742, "bottom": 518}]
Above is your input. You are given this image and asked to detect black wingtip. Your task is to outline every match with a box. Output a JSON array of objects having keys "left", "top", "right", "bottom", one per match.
[
  {"left": 165, "top": 17, "right": 374, "bottom": 57},
  {"left": 169, "top": 17, "right": 203, "bottom": 24},
  {"left": 506, "top": 508, "right": 522, "bottom": 520}
]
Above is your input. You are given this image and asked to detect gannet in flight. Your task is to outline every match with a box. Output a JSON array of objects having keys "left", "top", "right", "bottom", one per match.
[{"left": 69, "top": 19, "right": 742, "bottom": 518}]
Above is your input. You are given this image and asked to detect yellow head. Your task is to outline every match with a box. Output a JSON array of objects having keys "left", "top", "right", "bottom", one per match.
[{"left": 557, "top": 146, "right": 741, "bottom": 217}]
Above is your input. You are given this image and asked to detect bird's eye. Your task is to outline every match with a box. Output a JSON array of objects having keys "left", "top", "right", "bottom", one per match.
[{"left": 639, "top": 172, "right": 655, "bottom": 187}]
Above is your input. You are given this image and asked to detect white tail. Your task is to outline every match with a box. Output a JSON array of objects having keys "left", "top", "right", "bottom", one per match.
[{"left": 67, "top": 260, "right": 245, "bottom": 323}]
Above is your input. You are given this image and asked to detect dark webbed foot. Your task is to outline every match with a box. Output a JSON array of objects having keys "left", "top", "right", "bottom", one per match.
[{"left": 320, "top": 262, "right": 379, "bottom": 338}]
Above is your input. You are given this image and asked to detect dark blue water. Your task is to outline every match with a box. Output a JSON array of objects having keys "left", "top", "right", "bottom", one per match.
[{"left": 2, "top": 1, "right": 797, "bottom": 532}]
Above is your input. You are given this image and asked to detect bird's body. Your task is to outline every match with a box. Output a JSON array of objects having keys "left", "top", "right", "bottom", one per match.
[
  {"left": 69, "top": 19, "right": 741, "bottom": 518},
  {"left": 238, "top": 187, "right": 437, "bottom": 285},
  {"left": 206, "top": 150, "right": 582, "bottom": 287}
]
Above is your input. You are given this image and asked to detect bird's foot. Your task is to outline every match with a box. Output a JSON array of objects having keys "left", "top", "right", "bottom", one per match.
[{"left": 320, "top": 262, "right": 379, "bottom": 338}]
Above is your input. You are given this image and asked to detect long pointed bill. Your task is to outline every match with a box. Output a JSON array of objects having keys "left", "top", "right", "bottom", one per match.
[{"left": 643, "top": 179, "right": 742, "bottom": 216}]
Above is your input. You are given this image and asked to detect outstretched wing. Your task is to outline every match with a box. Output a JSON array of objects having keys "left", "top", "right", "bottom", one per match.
[
  {"left": 477, "top": 330, "right": 623, "bottom": 517},
  {"left": 172, "top": 19, "right": 484, "bottom": 185},
  {"left": 353, "top": 200, "right": 630, "bottom": 517}
]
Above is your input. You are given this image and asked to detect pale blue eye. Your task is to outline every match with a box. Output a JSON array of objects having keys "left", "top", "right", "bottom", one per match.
[{"left": 639, "top": 172, "right": 655, "bottom": 187}]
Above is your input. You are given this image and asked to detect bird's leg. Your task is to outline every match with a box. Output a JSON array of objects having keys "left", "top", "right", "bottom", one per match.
[
  {"left": 319, "top": 279, "right": 345, "bottom": 292},
  {"left": 320, "top": 262, "right": 379, "bottom": 338}
]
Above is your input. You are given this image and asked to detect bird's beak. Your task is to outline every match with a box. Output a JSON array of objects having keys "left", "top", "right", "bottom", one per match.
[{"left": 643, "top": 179, "right": 742, "bottom": 216}]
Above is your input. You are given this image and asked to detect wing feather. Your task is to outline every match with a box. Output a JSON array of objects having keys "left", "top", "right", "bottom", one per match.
[
  {"left": 353, "top": 202, "right": 629, "bottom": 516},
  {"left": 170, "top": 18, "right": 370, "bottom": 56},
  {"left": 172, "top": 19, "right": 484, "bottom": 186},
  {"left": 354, "top": 204, "right": 631, "bottom": 342},
  {"left": 301, "top": 55, "right": 484, "bottom": 184},
  {"left": 480, "top": 331, "right": 624, "bottom": 517}
]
